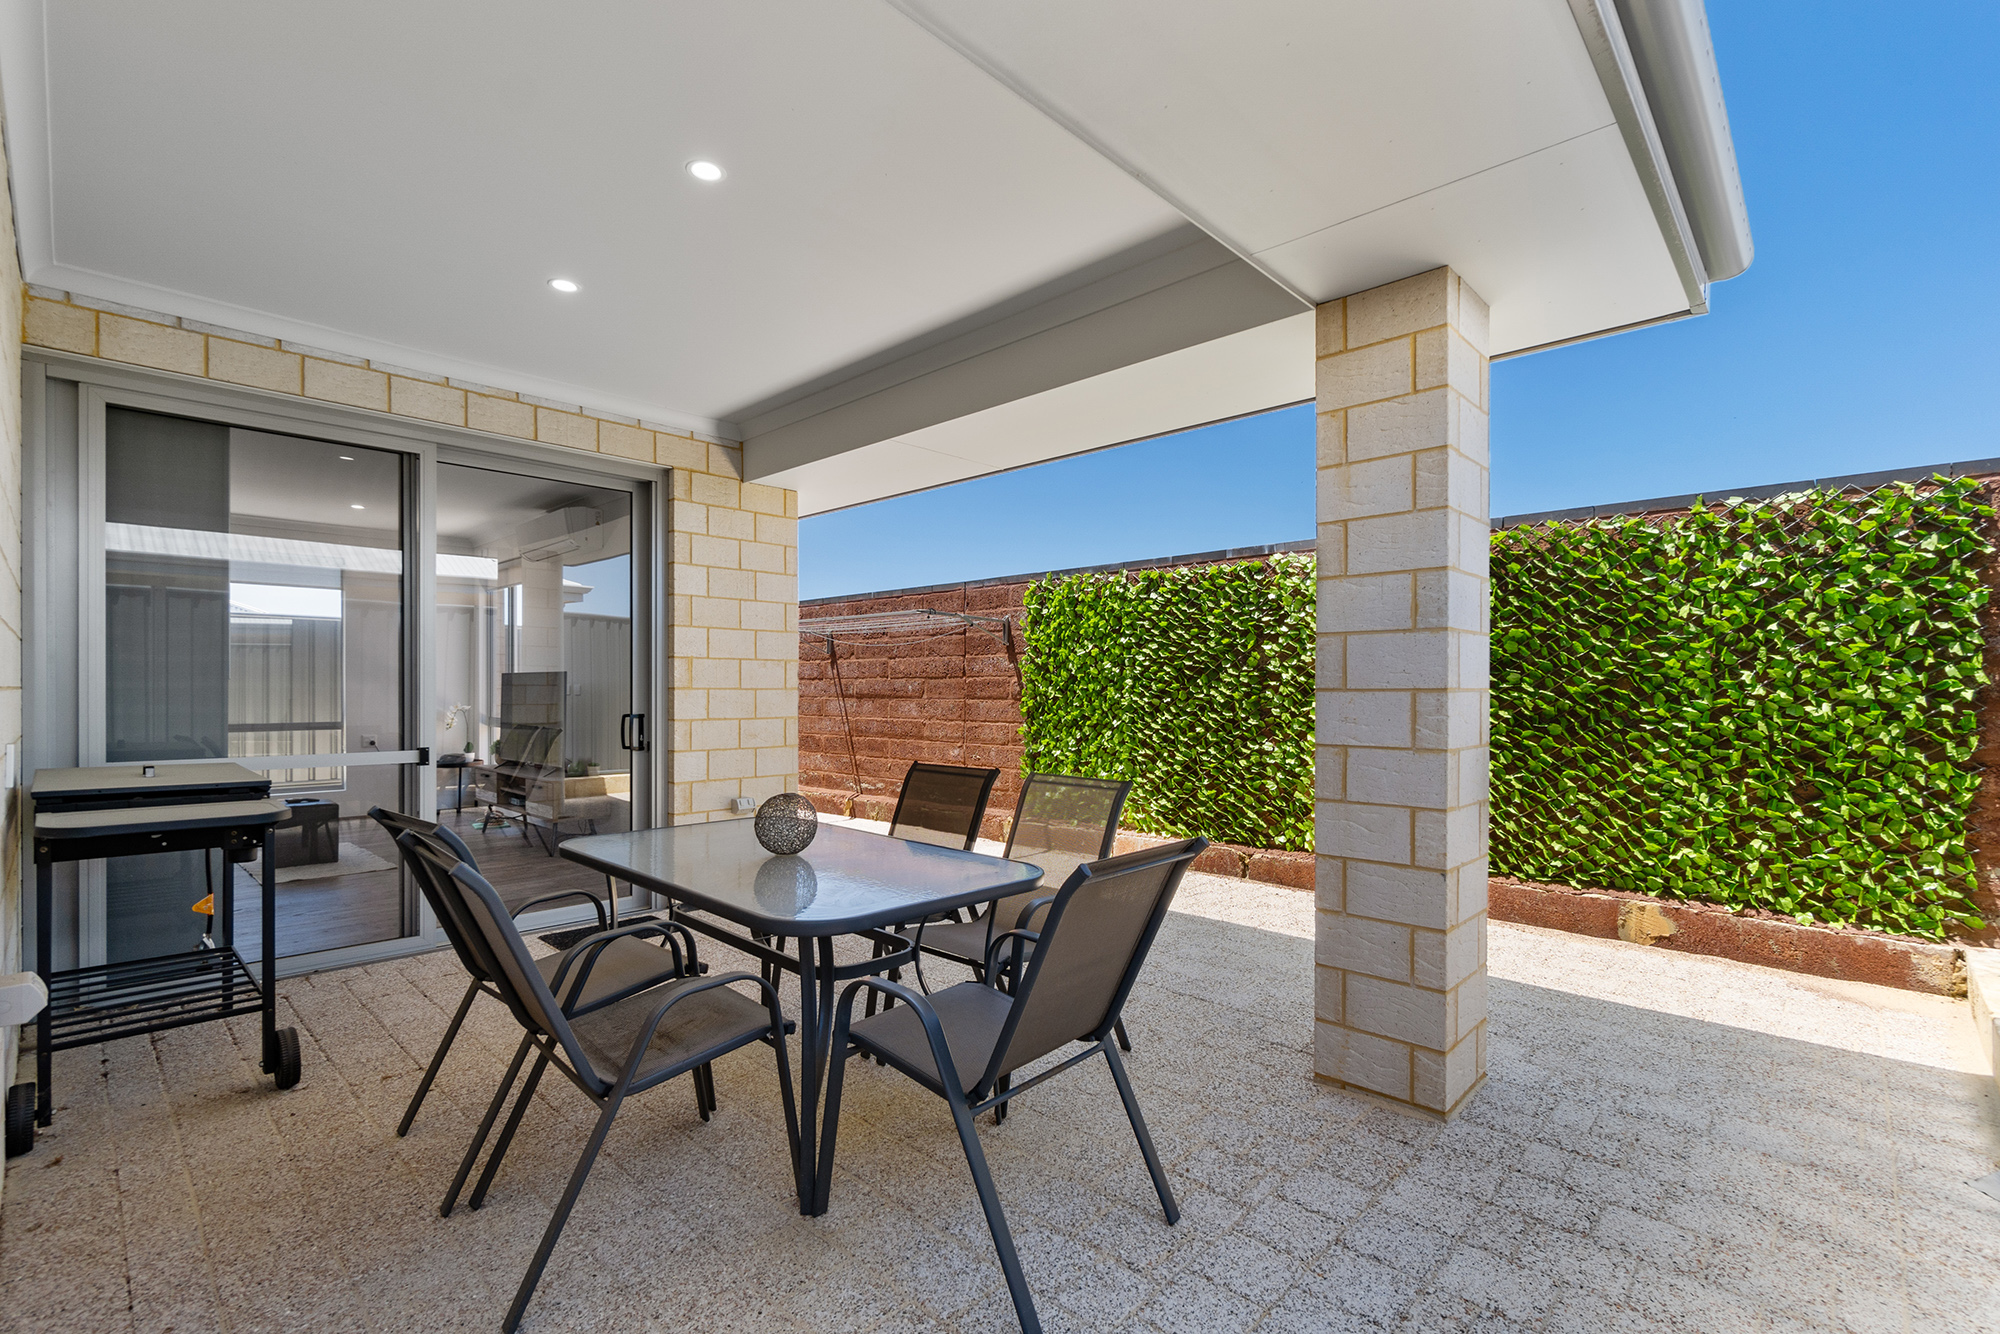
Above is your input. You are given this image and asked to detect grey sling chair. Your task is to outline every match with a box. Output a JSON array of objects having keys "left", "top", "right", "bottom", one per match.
[
  {"left": 817, "top": 836, "right": 1207, "bottom": 1334},
  {"left": 369, "top": 807, "right": 682, "bottom": 1138},
  {"left": 857, "top": 761, "right": 1002, "bottom": 1011},
  {"left": 399, "top": 832, "right": 801, "bottom": 1334},
  {"left": 908, "top": 774, "right": 1134, "bottom": 1063}
]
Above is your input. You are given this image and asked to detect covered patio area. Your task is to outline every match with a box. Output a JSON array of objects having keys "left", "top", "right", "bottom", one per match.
[
  {"left": 5, "top": 872, "right": 1989, "bottom": 1334},
  {"left": 11, "top": 5, "right": 1985, "bottom": 1332}
]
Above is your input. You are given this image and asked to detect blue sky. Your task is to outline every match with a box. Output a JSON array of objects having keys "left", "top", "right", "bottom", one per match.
[
  {"left": 565, "top": 555, "right": 631, "bottom": 617},
  {"left": 802, "top": 1, "right": 1997, "bottom": 601}
]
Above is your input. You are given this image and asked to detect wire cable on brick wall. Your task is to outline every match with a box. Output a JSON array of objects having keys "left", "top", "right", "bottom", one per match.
[{"left": 801, "top": 609, "right": 1017, "bottom": 798}]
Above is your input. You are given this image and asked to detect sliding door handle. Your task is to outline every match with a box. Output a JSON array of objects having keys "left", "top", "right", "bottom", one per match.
[{"left": 621, "top": 713, "right": 646, "bottom": 752}]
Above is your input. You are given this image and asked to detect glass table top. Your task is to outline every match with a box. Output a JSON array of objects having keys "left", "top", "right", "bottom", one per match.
[{"left": 560, "top": 819, "right": 1044, "bottom": 936}]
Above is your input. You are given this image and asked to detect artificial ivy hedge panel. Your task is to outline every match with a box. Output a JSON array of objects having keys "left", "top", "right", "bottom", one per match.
[
  {"left": 1491, "top": 479, "right": 1992, "bottom": 939},
  {"left": 1020, "top": 554, "right": 1316, "bottom": 851}
]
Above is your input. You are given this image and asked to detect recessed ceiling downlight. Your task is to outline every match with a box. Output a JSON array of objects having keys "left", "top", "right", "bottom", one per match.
[
  {"left": 548, "top": 278, "right": 580, "bottom": 293},
  {"left": 686, "top": 160, "right": 724, "bottom": 182},
  {"left": 351, "top": 504, "right": 365, "bottom": 510}
]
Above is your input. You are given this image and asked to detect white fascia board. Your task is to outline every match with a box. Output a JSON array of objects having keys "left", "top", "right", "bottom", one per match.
[
  {"left": 743, "top": 251, "right": 1300, "bottom": 479},
  {"left": 760, "top": 312, "right": 1313, "bottom": 516}
]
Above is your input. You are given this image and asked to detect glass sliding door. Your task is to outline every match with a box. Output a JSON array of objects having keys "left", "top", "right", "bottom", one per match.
[
  {"left": 100, "top": 406, "right": 420, "bottom": 962},
  {"left": 435, "top": 461, "right": 640, "bottom": 915},
  {"left": 72, "top": 390, "right": 654, "bottom": 972}
]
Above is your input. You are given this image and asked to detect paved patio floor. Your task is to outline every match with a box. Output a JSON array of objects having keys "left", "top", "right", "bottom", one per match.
[{"left": 4, "top": 871, "right": 1997, "bottom": 1334}]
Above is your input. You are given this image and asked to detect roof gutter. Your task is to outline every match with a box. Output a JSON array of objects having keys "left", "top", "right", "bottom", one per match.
[
  {"left": 1614, "top": 0, "right": 1754, "bottom": 281},
  {"left": 1569, "top": 0, "right": 1753, "bottom": 311},
  {"left": 1565, "top": 0, "right": 1710, "bottom": 315}
]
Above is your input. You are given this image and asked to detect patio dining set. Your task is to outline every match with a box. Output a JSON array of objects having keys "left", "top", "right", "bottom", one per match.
[{"left": 372, "top": 764, "right": 1208, "bottom": 1334}]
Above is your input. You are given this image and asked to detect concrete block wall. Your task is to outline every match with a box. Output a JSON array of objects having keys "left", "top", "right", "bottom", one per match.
[
  {"left": 1313, "top": 267, "right": 1491, "bottom": 1117},
  {"left": 797, "top": 543, "right": 1315, "bottom": 836},
  {"left": 19, "top": 289, "right": 795, "bottom": 826}
]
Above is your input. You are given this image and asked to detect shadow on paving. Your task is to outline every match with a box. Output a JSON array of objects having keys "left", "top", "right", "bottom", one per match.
[{"left": 3, "top": 905, "right": 1997, "bottom": 1334}]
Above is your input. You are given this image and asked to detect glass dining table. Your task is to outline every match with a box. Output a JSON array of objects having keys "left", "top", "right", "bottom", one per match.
[{"left": 559, "top": 819, "right": 1043, "bottom": 1214}]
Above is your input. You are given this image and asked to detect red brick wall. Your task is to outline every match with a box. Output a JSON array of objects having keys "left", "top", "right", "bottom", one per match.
[
  {"left": 799, "top": 579, "right": 1029, "bottom": 835},
  {"left": 799, "top": 541, "right": 1315, "bottom": 840}
]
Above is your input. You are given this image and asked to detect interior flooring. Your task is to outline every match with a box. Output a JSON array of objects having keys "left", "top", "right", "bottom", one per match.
[{"left": 225, "top": 809, "right": 631, "bottom": 961}]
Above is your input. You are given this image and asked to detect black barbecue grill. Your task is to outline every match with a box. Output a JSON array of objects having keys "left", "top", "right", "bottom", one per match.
[{"left": 15, "top": 762, "right": 301, "bottom": 1155}]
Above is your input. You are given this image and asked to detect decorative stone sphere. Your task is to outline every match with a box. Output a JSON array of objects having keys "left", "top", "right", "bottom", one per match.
[{"left": 753, "top": 792, "right": 819, "bottom": 855}]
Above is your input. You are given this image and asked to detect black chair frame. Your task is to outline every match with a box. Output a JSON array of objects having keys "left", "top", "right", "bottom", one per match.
[
  {"left": 369, "top": 807, "right": 658, "bottom": 1137},
  {"left": 886, "top": 761, "right": 1003, "bottom": 851},
  {"left": 817, "top": 837, "right": 1204, "bottom": 1334},
  {"left": 401, "top": 834, "right": 802, "bottom": 1334},
  {"left": 907, "top": 773, "right": 1133, "bottom": 1057},
  {"left": 859, "top": 762, "right": 1002, "bottom": 1013}
]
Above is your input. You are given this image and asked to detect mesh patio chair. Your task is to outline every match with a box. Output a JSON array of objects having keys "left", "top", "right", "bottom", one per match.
[
  {"left": 818, "top": 837, "right": 1206, "bottom": 1334},
  {"left": 400, "top": 832, "right": 800, "bottom": 1334},
  {"left": 907, "top": 773, "right": 1133, "bottom": 1062},
  {"left": 370, "top": 808, "right": 692, "bottom": 1138},
  {"left": 889, "top": 761, "right": 1002, "bottom": 849},
  {"left": 860, "top": 762, "right": 1001, "bottom": 1012},
  {"left": 909, "top": 774, "right": 1130, "bottom": 1022}
]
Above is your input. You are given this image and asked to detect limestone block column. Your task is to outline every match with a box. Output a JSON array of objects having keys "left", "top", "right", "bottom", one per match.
[
  {"left": 511, "top": 554, "right": 568, "bottom": 673},
  {"left": 664, "top": 462, "right": 800, "bottom": 824},
  {"left": 1313, "top": 267, "right": 1490, "bottom": 1116}
]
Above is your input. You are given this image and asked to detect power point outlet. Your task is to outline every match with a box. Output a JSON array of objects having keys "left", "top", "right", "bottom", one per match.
[{"left": 729, "top": 795, "right": 756, "bottom": 814}]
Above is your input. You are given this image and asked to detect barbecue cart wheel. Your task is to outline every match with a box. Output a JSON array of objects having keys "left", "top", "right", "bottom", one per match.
[
  {"left": 273, "top": 1027, "right": 302, "bottom": 1090},
  {"left": 5, "top": 1082, "right": 35, "bottom": 1156}
]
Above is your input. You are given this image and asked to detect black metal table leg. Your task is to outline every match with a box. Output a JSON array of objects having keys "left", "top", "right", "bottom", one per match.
[
  {"left": 793, "top": 932, "right": 820, "bottom": 1214},
  {"left": 35, "top": 860, "right": 52, "bottom": 1126},
  {"left": 260, "top": 826, "right": 277, "bottom": 1075}
]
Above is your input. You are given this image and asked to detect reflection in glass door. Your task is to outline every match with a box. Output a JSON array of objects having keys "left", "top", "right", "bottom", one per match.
[
  {"left": 101, "top": 407, "right": 419, "bottom": 962},
  {"left": 435, "top": 462, "right": 640, "bottom": 914}
]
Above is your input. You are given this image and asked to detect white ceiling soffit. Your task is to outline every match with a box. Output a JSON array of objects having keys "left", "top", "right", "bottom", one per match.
[
  {"left": 0, "top": 0, "right": 1748, "bottom": 513},
  {"left": 751, "top": 0, "right": 1753, "bottom": 512},
  {"left": 887, "top": 0, "right": 1731, "bottom": 354},
  {"left": 0, "top": 1, "right": 1202, "bottom": 436}
]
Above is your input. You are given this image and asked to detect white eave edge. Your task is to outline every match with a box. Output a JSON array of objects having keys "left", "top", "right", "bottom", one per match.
[{"left": 1526, "top": 0, "right": 1754, "bottom": 356}]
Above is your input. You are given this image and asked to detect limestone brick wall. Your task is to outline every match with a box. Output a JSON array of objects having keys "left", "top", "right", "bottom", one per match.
[
  {"left": 1313, "top": 267, "right": 1491, "bottom": 1117},
  {"left": 19, "top": 288, "right": 794, "bottom": 826},
  {"left": 666, "top": 472, "right": 800, "bottom": 822}
]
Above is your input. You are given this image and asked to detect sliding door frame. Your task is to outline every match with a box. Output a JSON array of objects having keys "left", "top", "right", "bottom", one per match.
[{"left": 23, "top": 350, "right": 669, "bottom": 977}]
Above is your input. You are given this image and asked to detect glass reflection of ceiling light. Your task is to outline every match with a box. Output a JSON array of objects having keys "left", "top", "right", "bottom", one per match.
[
  {"left": 351, "top": 504, "right": 365, "bottom": 509},
  {"left": 338, "top": 454, "right": 354, "bottom": 461},
  {"left": 686, "top": 160, "right": 724, "bottom": 182},
  {"left": 548, "top": 278, "right": 580, "bottom": 293}
]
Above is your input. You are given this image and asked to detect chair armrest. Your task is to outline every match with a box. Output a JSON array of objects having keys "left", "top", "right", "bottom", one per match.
[
  {"left": 984, "top": 928, "right": 1040, "bottom": 989},
  {"left": 615, "top": 971, "right": 788, "bottom": 1089},
  {"left": 1005, "top": 894, "right": 1058, "bottom": 933},
  {"left": 511, "top": 889, "right": 608, "bottom": 932},
  {"left": 551, "top": 922, "right": 690, "bottom": 1015},
  {"left": 831, "top": 975, "right": 970, "bottom": 1091}
]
